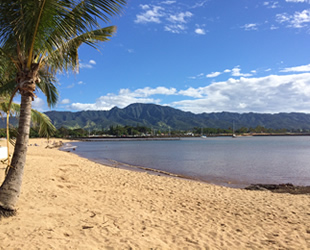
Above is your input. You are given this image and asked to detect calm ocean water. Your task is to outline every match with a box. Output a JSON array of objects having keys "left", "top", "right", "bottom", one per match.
[{"left": 68, "top": 136, "right": 310, "bottom": 188}]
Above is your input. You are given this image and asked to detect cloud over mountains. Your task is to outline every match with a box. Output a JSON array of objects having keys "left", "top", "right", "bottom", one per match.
[{"left": 67, "top": 67, "right": 310, "bottom": 114}]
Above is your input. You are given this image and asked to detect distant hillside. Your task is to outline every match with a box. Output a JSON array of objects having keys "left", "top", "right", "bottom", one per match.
[{"left": 44, "top": 103, "right": 310, "bottom": 131}]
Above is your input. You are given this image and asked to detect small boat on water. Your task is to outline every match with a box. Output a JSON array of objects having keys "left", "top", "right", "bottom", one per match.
[
  {"left": 62, "top": 143, "right": 77, "bottom": 151},
  {"left": 232, "top": 121, "right": 236, "bottom": 138},
  {"left": 200, "top": 128, "right": 207, "bottom": 139}
]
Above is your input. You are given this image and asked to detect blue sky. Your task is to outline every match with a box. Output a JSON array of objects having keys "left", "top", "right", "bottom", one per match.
[{"left": 34, "top": 0, "right": 310, "bottom": 114}]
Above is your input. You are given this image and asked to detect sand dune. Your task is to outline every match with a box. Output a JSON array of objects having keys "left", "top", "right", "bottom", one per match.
[{"left": 0, "top": 138, "right": 309, "bottom": 249}]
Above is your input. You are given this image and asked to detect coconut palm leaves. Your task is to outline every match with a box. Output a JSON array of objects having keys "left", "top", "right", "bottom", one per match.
[
  {"left": 46, "top": 26, "right": 117, "bottom": 73},
  {"left": 0, "top": 101, "right": 56, "bottom": 139},
  {"left": 0, "top": 0, "right": 124, "bottom": 74}
]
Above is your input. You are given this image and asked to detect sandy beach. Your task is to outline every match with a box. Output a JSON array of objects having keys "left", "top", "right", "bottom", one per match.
[{"left": 0, "top": 138, "right": 309, "bottom": 249}]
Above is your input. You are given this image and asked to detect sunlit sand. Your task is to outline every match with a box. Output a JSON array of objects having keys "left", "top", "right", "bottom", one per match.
[{"left": 0, "top": 138, "right": 309, "bottom": 249}]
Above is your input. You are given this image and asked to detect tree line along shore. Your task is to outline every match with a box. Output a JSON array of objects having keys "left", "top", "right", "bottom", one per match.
[{"left": 1, "top": 124, "right": 308, "bottom": 139}]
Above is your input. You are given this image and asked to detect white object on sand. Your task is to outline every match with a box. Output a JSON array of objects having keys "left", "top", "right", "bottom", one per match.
[{"left": 0, "top": 147, "right": 8, "bottom": 160}]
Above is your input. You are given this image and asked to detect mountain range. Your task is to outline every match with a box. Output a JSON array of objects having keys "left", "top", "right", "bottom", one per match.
[{"left": 44, "top": 103, "right": 310, "bottom": 131}]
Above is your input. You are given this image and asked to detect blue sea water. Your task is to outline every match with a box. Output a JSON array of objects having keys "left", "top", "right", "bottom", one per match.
[{"left": 68, "top": 136, "right": 310, "bottom": 188}]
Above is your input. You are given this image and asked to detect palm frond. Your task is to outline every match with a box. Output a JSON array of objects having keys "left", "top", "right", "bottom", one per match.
[
  {"left": 36, "top": 73, "right": 59, "bottom": 108},
  {"left": 0, "top": 79, "right": 18, "bottom": 97},
  {"left": 30, "top": 109, "right": 56, "bottom": 138},
  {"left": 0, "top": 47, "right": 18, "bottom": 85},
  {"left": 0, "top": 102, "right": 19, "bottom": 117},
  {"left": 44, "top": 26, "right": 116, "bottom": 73},
  {"left": 0, "top": 100, "right": 56, "bottom": 138},
  {"left": 27, "top": 0, "right": 48, "bottom": 68},
  {"left": 12, "top": 102, "right": 56, "bottom": 138}
]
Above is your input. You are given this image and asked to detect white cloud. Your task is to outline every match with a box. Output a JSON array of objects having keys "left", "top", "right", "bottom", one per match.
[
  {"left": 280, "top": 63, "right": 310, "bottom": 72},
  {"left": 66, "top": 72, "right": 310, "bottom": 114},
  {"left": 69, "top": 87, "right": 177, "bottom": 111},
  {"left": 178, "top": 87, "right": 205, "bottom": 98},
  {"left": 135, "top": 5, "right": 164, "bottom": 24},
  {"left": 276, "top": 9, "right": 310, "bottom": 28},
  {"left": 135, "top": 3, "right": 196, "bottom": 34},
  {"left": 200, "top": 66, "right": 253, "bottom": 80},
  {"left": 270, "top": 25, "right": 279, "bottom": 30},
  {"left": 242, "top": 23, "right": 258, "bottom": 31},
  {"left": 79, "top": 63, "right": 92, "bottom": 69},
  {"left": 60, "top": 99, "right": 70, "bottom": 104},
  {"left": 195, "top": 28, "right": 206, "bottom": 35},
  {"left": 70, "top": 96, "right": 160, "bottom": 111},
  {"left": 79, "top": 59, "right": 96, "bottom": 69},
  {"left": 129, "top": 86, "right": 177, "bottom": 97},
  {"left": 173, "top": 73, "right": 310, "bottom": 113},
  {"left": 188, "top": 73, "right": 204, "bottom": 79},
  {"left": 191, "top": 0, "right": 209, "bottom": 8},
  {"left": 231, "top": 66, "right": 252, "bottom": 77},
  {"left": 206, "top": 72, "right": 221, "bottom": 78},
  {"left": 164, "top": 24, "right": 186, "bottom": 33},
  {"left": 141, "top": 4, "right": 150, "bottom": 10},
  {"left": 66, "top": 81, "right": 85, "bottom": 88},
  {"left": 32, "top": 97, "right": 45, "bottom": 111},
  {"left": 264, "top": 1, "right": 279, "bottom": 8},
  {"left": 167, "top": 11, "right": 193, "bottom": 23},
  {"left": 162, "top": 1, "right": 176, "bottom": 4},
  {"left": 164, "top": 11, "right": 193, "bottom": 33},
  {"left": 286, "top": 0, "right": 309, "bottom": 3},
  {"left": 292, "top": 9, "right": 310, "bottom": 27},
  {"left": 67, "top": 83, "right": 75, "bottom": 89},
  {"left": 276, "top": 13, "right": 290, "bottom": 23}
]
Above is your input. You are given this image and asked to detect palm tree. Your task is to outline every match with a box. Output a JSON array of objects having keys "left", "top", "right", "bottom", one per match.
[
  {"left": 0, "top": 62, "right": 58, "bottom": 168},
  {"left": 0, "top": 0, "right": 126, "bottom": 215}
]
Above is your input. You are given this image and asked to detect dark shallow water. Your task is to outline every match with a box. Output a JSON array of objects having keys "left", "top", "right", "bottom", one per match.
[{"left": 68, "top": 136, "right": 310, "bottom": 188}]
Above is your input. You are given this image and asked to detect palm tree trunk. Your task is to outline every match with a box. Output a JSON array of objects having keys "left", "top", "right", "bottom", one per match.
[{"left": 0, "top": 94, "right": 32, "bottom": 212}]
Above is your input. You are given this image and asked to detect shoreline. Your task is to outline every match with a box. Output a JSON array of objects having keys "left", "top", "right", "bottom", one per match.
[
  {"left": 80, "top": 155, "right": 251, "bottom": 188},
  {"left": 0, "top": 138, "right": 309, "bottom": 249},
  {"left": 63, "top": 146, "right": 310, "bottom": 194},
  {"left": 69, "top": 133, "right": 310, "bottom": 141},
  {"left": 61, "top": 144, "right": 252, "bottom": 189}
]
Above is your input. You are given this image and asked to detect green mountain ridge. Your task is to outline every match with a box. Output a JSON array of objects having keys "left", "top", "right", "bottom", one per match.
[{"left": 43, "top": 103, "right": 310, "bottom": 131}]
